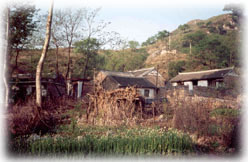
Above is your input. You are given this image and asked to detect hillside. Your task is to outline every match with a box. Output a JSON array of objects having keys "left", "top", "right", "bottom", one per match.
[
  {"left": 12, "top": 13, "right": 240, "bottom": 81},
  {"left": 144, "top": 13, "right": 240, "bottom": 80}
]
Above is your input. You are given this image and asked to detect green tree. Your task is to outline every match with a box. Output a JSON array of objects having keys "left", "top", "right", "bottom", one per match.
[
  {"left": 157, "top": 30, "right": 170, "bottom": 40},
  {"left": 128, "top": 40, "right": 140, "bottom": 50},
  {"left": 74, "top": 38, "right": 102, "bottom": 78},
  {"left": 141, "top": 30, "right": 170, "bottom": 46},
  {"left": 178, "top": 24, "right": 190, "bottom": 33},
  {"left": 168, "top": 61, "right": 185, "bottom": 79},
  {"left": 189, "top": 34, "right": 230, "bottom": 69},
  {"left": 142, "top": 36, "right": 157, "bottom": 46},
  {"left": 9, "top": 3, "right": 38, "bottom": 72}
]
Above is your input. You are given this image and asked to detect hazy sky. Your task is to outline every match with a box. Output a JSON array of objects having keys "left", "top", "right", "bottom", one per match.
[{"left": 26, "top": 0, "right": 247, "bottom": 43}]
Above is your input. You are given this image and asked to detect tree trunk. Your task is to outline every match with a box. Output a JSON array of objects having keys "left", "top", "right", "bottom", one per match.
[
  {"left": 3, "top": 7, "right": 10, "bottom": 109},
  {"left": 55, "top": 45, "right": 59, "bottom": 75},
  {"left": 36, "top": 1, "right": 53, "bottom": 108},
  {"left": 65, "top": 44, "right": 72, "bottom": 96},
  {"left": 15, "top": 49, "right": 19, "bottom": 70}
]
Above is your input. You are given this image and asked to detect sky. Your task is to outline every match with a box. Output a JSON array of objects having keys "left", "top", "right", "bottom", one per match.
[{"left": 31, "top": 0, "right": 244, "bottom": 44}]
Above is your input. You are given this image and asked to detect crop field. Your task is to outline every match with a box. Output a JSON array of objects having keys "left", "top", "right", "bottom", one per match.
[{"left": 10, "top": 126, "right": 194, "bottom": 157}]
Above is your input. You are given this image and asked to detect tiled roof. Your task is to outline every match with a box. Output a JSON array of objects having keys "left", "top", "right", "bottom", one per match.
[
  {"left": 109, "top": 75, "right": 156, "bottom": 88},
  {"left": 170, "top": 67, "right": 234, "bottom": 82}
]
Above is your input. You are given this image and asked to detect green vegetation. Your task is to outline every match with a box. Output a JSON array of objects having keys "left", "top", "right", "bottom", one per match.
[
  {"left": 178, "top": 24, "right": 191, "bottom": 33},
  {"left": 103, "top": 48, "right": 149, "bottom": 72},
  {"left": 73, "top": 38, "right": 105, "bottom": 78},
  {"left": 142, "top": 30, "right": 170, "bottom": 46},
  {"left": 210, "top": 107, "right": 240, "bottom": 117},
  {"left": 9, "top": 3, "right": 38, "bottom": 71},
  {"left": 168, "top": 61, "right": 186, "bottom": 79},
  {"left": 11, "top": 126, "right": 193, "bottom": 156}
]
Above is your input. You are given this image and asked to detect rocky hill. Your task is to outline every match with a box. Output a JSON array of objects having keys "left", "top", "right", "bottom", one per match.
[{"left": 144, "top": 13, "right": 240, "bottom": 80}]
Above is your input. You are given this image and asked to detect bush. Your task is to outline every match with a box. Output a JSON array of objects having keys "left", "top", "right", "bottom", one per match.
[
  {"left": 172, "top": 99, "right": 211, "bottom": 136},
  {"left": 7, "top": 98, "right": 71, "bottom": 137}
]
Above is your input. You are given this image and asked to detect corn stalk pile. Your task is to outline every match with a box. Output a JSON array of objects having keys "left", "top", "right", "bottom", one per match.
[{"left": 86, "top": 86, "right": 143, "bottom": 126}]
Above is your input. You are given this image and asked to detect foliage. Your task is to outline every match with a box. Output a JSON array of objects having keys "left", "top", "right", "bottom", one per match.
[
  {"left": 188, "top": 34, "right": 231, "bottom": 69},
  {"left": 9, "top": 4, "right": 38, "bottom": 50},
  {"left": 178, "top": 24, "right": 190, "bottom": 33},
  {"left": 210, "top": 108, "right": 240, "bottom": 117},
  {"left": 142, "top": 30, "right": 170, "bottom": 46},
  {"left": 181, "top": 30, "right": 239, "bottom": 70},
  {"left": 74, "top": 38, "right": 101, "bottom": 54},
  {"left": 73, "top": 38, "right": 104, "bottom": 78},
  {"left": 168, "top": 61, "right": 186, "bottom": 79},
  {"left": 128, "top": 40, "right": 140, "bottom": 50},
  {"left": 9, "top": 3, "right": 38, "bottom": 71},
  {"left": 103, "top": 48, "right": 148, "bottom": 72},
  {"left": 183, "top": 31, "right": 206, "bottom": 47}
]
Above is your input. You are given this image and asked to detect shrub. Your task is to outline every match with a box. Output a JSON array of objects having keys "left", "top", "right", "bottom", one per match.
[
  {"left": 172, "top": 99, "right": 211, "bottom": 136},
  {"left": 7, "top": 97, "right": 71, "bottom": 137}
]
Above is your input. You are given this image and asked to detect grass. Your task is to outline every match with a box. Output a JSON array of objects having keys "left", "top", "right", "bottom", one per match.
[{"left": 10, "top": 126, "right": 194, "bottom": 156}]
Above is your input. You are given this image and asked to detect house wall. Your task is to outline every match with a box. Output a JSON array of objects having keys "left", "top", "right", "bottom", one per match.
[
  {"left": 138, "top": 88, "right": 155, "bottom": 99},
  {"left": 101, "top": 77, "right": 119, "bottom": 90},
  {"left": 172, "top": 82, "right": 178, "bottom": 86},
  {"left": 183, "top": 81, "right": 193, "bottom": 90},
  {"left": 197, "top": 80, "right": 208, "bottom": 87}
]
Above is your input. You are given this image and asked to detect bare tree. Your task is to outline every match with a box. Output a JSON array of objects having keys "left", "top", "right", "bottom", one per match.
[
  {"left": 54, "top": 8, "right": 84, "bottom": 95},
  {"left": 3, "top": 7, "right": 10, "bottom": 108},
  {"left": 36, "top": 1, "right": 53, "bottom": 107},
  {"left": 80, "top": 8, "right": 110, "bottom": 93},
  {"left": 50, "top": 11, "right": 66, "bottom": 75}
]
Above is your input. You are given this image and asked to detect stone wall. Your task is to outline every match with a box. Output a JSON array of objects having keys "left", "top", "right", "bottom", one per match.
[{"left": 165, "top": 86, "right": 241, "bottom": 110}]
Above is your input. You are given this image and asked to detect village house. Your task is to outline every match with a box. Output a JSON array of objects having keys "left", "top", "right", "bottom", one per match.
[
  {"left": 101, "top": 75, "right": 156, "bottom": 104},
  {"left": 170, "top": 67, "right": 239, "bottom": 90},
  {"left": 10, "top": 73, "right": 66, "bottom": 103},
  {"left": 129, "top": 67, "right": 165, "bottom": 87},
  {"left": 96, "top": 67, "right": 165, "bottom": 87},
  {"left": 95, "top": 67, "right": 166, "bottom": 103}
]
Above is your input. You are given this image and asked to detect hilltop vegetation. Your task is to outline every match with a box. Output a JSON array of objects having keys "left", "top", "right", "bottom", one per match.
[{"left": 143, "top": 13, "right": 242, "bottom": 79}]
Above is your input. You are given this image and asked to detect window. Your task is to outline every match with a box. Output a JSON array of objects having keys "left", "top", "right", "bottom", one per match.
[
  {"left": 144, "top": 89, "right": 150, "bottom": 97},
  {"left": 192, "top": 80, "right": 197, "bottom": 86}
]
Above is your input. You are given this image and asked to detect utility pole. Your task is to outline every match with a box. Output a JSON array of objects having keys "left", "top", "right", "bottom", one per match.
[
  {"left": 155, "top": 65, "right": 159, "bottom": 94},
  {"left": 189, "top": 41, "right": 192, "bottom": 55}
]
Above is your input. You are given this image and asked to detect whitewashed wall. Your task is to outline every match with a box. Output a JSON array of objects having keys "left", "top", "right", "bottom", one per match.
[
  {"left": 138, "top": 88, "right": 155, "bottom": 99},
  {"left": 197, "top": 80, "right": 208, "bottom": 87},
  {"left": 183, "top": 81, "right": 193, "bottom": 90},
  {"left": 172, "top": 82, "right": 178, "bottom": 86}
]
